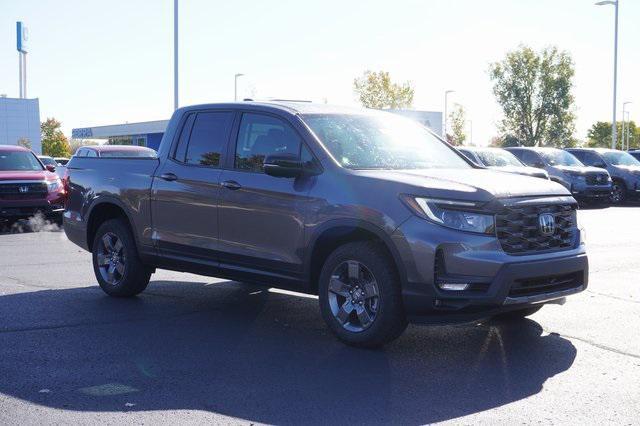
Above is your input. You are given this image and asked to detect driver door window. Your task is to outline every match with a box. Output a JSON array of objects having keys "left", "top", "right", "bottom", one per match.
[{"left": 235, "top": 113, "right": 301, "bottom": 173}]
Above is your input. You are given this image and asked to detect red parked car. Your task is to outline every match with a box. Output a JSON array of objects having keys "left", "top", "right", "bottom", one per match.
[{"left": 0, "top": 145, "right": 66, "bottom": 224}]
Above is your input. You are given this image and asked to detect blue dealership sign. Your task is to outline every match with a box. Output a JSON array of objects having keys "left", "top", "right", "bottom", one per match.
[
  {"left": 16, "top": 22, "right": 28, "bottom": 53},
  {"left": 72, "top": 128, "right": 93, "bottom": 138}
]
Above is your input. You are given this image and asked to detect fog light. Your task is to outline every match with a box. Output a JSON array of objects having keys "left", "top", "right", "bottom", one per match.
[{"left": 438, "top": 282, "right": 470, "bottom": 291}]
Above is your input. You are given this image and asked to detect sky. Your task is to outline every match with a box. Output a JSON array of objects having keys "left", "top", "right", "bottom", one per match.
[{"left": 1, "top": 0, "right": 638, "bottom": 145}]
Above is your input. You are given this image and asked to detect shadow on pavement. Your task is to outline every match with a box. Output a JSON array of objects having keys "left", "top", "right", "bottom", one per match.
[{"left": 0, "top": 280, "right": 577, "bottom": 424}]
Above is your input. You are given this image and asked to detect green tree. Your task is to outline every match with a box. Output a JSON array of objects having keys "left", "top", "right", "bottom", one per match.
[
  {"left": 17, "top": 138, "right": 32, "bottom": 150},
  {"left": 69, "top": 138, "right": 99, "bottom": 154},
  {"left": 41, "top": 118, "right": 71, "bottom": 157},
  {"left": 353, "top": 70, "right": 414, "bottom": 109},
  {"left": 587, "top": 121, "right": 638, "bottom": 149},
  {"left": 447, "top": 104, "right": 467, "bottom": 146},
  {"left": 489, "top": 45, "right": 576, "bottom": 147}
]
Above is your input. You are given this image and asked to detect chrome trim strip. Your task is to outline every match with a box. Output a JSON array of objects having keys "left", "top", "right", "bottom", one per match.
[{"left": 503, "top": 284, "right": 585, "bottom": 305}]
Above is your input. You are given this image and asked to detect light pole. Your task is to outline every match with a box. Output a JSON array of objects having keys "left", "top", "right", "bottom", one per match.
[
  {"left": 173, "top": 0, "right": 179, "bottom": 110},
  {"left": 443, "top": 90, "right": 455, "bottom": 140},
  {"left": 234, "top": 73, "right": 244, "bottom": 101},
  {"left": 595, "top": 0, "right": 619, "bottom": 149},
  {"left": 622, "top": 101, "right": 631, "bottom": 150},
  {"left": 466, "top": 120, "right": 473, "bottom": 146}
]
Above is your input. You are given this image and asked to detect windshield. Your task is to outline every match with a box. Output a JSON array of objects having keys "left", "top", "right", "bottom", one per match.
[
  {"left": 302, "top": 113, "right": 470, "bottom": 170},
  {"left": 0, "top": 151, "right": 44, "bottom": 171},
  {"left": 602, "top": 151, "right": 640, "bottom": 166},
  {"left": 39, "top": 157, "right": 57, "bottom": 166},
  {"left": 475, "top": 149, "right": 523, "bottom": 167},
  {"left": 99, "top": 149, "right": 157, "bottom": 158},
  {"left": 540, "top": 150, "right": 583, "bottom": 167}
]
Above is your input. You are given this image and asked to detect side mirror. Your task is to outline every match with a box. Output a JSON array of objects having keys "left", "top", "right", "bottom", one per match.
[
  {"left": 45, "top": 164, "right": 56, "bottom": 172},
  {"left": 264, "top": 154, "right": 322, "bottom": 178}
]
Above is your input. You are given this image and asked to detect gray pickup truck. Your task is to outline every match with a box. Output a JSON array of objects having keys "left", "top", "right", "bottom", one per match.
[{"left": 64, "top": 101, "right": 588, "bottom": 347}]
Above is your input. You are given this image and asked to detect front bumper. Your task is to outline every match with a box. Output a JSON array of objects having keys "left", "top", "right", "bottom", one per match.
[
  {"left": 0, "top": 204, "right": 65, "bottom": 220},
  {"left": 392, "top": 216, "right": 588, "bottom": 324},
  {"left": 570, "top": 183, "right": 612, "bottom": 199}
]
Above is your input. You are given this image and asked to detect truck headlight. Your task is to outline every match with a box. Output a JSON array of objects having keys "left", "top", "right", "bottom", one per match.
[
  {"left": 403, "top": 196, "right": 495, "bottom": 234},
  {"left": 47, "top": 179, "right": 62, "bottom": 192}
]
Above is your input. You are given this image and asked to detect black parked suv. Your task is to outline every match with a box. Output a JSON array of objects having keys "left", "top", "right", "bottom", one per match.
[
  {"left": 64, "top": 102, "right": 588, "bottom": 347},
  {"left": 566, "top": 148, "right": 640, "bottom": 204},
  {"left": 506, "top": 147, "right": 612, "bottom": 202}
]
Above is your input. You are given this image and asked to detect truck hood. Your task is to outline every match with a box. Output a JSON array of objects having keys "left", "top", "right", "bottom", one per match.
[
  {"left": 488, "top": 165, "right": 548, "bottom": 178},
  {"left": 611, "top": 165, "right": 640, "bottom": 175},
  {"left": 354, "top": 168, "right": 569, "bottom": 202},
  {"left": 0, "top": 170, "right": 56, "bottom": 182},
  {"left": 553, "top": 165, "right": 605, "bottom": 175}
]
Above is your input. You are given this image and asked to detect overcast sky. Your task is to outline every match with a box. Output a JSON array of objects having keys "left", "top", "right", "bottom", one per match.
[{"left": 1, "top": 0, "right": 638, "bottom": 144}]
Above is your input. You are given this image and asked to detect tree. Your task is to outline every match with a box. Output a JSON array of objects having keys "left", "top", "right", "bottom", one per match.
[
  {"left": 353, "top": 70, "right": 414, "bottom": 109},
  {"left": 587, "top": 121, "right": 638, "bottom": 149},
  {"left": 69, "top": 138, "right": 99, "bottom": 154},
  {"left": 41, "top": 118, "right": 71, "bottom": 157},
  {"left": 489, "top": 45, "right": 576, "bottom": 147},
  {"left": 17, "top": 138, "right": 32, "bottom": 150},
  {"left": 447, "top": 104, "right": 467, "bottom": 146}
]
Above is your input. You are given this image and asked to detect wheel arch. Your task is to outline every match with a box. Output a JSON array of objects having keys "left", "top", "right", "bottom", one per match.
[
  {"left": 305, "top": 220, "right": 406, "bottom": 294},
  {"left": 85, "top": 198, "right": 138, "bottom": 253}
]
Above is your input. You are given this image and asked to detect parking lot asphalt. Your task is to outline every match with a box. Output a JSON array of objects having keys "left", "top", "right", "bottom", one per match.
[{"left": 0, "top": 206, "right": 639, "bottom": 425}]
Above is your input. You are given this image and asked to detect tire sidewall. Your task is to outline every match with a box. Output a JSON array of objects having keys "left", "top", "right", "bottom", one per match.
[
  {"left": 318, "top": 242, "right": 405, "bottom": 347},
  {"left": 91, "top": 219, "right": 140, "bottom": 296}
]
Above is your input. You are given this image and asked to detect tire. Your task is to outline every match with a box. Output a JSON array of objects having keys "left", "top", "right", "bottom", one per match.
[
  {"left": 92, "top": 218, "right": 151, "bottom": 297},
  {"left": 318, "top": 241, "right": 407, "bottom": 348},
  {"left": 610, "top": 181, "right": 626, "bottom": 204},
  {"left": 495, "top": 305, "right": 543, "bottom": 320}
]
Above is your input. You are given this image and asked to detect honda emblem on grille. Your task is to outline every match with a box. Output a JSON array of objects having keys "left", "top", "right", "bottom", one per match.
[
  {"left": 596, "top": 175, "right": 602, "bottom": 182},
  {"left": 538, "top": 213, "right": 556, "bottom": 236},
  {"left": 18, "top": 186, "right": 29, "bottom": 193}
]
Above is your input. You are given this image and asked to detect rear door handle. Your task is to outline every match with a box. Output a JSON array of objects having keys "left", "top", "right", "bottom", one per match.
[
  {"left": 159, "top": 172, "right": 178, "bottom": 182},
  {"left": 221, "top": 180, "right": 242, "bottom": 190}
]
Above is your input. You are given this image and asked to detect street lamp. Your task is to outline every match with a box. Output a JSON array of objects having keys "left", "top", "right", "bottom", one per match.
[
  {"left": 467, "top": 120, "right": 473, "bottom": 146},
  {"left": 622, "top": 101, "right": 632, "bottom": 150},
  {"left": 234, "top": 73, "right": 244, "bottom": 101},
  {"left": 595, "top": 0, "right": 619, "bottom": 149},
  {"left": 174, "top": 0, "right": 179, "bottom": 110},
  {"left": 443, "top": 90, "right": 455, "bottom": 140}
]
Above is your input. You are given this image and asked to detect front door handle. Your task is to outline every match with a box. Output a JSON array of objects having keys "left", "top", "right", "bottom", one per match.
[
  {"left": 221, "top": 180, "right": 242, "bottom": 190},
  {"left": 159, "top": 172, "right": 178, "bottom": 182}
]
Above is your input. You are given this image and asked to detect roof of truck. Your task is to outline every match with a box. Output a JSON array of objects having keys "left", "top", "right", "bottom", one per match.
[{"left": 179, "top": 101, "right": 373, "bottom": 116}]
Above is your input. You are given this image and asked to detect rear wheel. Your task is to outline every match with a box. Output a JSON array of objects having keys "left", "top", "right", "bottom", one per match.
[
  {"left": 318, "top": 241, "right": 407, "bottom": 348},
  {"left": 92, "top": 219, "right": 151, "bottom": 297}
]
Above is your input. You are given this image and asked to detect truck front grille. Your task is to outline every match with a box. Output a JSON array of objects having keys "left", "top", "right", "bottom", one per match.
[
  {"left": 585, "top": 173, "right": 609, "bottom": 186},
  {"left": 496, "top": 203, "right": 576, "bottom": 254},
  {"left": 0, "top": 182, "right": 48, "bottom": 201},
  {"left": 509, "top": 271, "right": 583, "bottom": 297}
]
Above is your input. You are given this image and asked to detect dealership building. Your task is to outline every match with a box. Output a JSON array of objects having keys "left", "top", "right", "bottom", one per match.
[
  {"left": 72, "top": 119, "right": 169, "bottom": 151},
  {"left": 70, "top": 109, "right": 442, "bottom": 151},
  {"left": 0, "top": 96, "right": 42, "bottom": 153}
]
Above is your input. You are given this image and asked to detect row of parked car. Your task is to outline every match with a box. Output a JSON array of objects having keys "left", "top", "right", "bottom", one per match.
[{"left": 457, "top": 146, "right": 640, "bottom": 205}]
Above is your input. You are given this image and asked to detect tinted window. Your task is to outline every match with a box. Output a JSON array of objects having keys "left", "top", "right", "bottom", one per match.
[
  {"left": 76, "top": 149, "right": 86, "bottom": 157},
  {"left": 185, "top": 112, "right": 234, "bottom": 167},
  {"left": 235, "top": 113, "right": 301, "bottom": 172},
  {"left": 573, "top": 151, "right": 603, "bottom": 166},
  {"left": 87, "top": 150, "right": 98, "bottom": 158},
  {"left": 174, "top": 113, "right": 196, "bottom": 162},
  {"left": 540, "top": 150, "right": 583, "bottom": 167},
  {"left": 39, "top": 157, "right": 57, "bottom": 166},
  {"left": 99, "top": 149, "right": 156, "bottom": 158},
  {"left": 516, "top": 150, "right": 541, "bottom": 167}
]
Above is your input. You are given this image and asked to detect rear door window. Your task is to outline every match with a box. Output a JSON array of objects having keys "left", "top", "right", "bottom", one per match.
[{"left": 183, "top": 112, "right": 234, "bottom": 167}]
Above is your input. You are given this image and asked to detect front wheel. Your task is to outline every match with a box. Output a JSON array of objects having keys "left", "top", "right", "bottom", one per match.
[
  {"left": 318, "top": 241, "right": 407, "bottom": 348},
  {"left": 92, "top": 219, "right": 151, "bottom": 297},
  {"left": 611, "top": 181, "right": 626, "bottom": 204}
]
